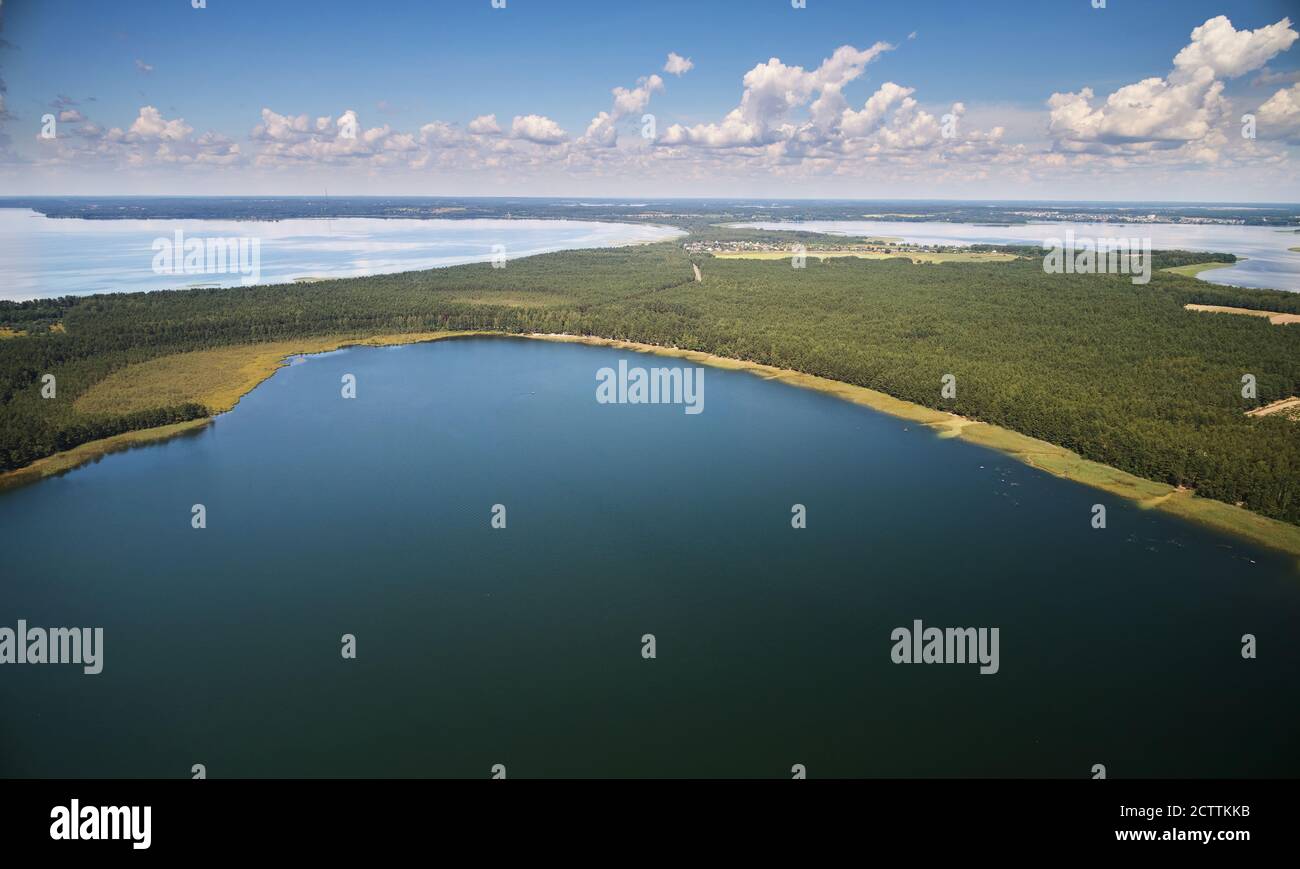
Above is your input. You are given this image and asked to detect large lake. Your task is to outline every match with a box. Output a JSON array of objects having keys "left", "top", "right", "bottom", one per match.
[
  {"left": 1, "top": 337, "right": 1296, "bottom": 777},
  {"left": 0, "top": 208, "right": 683, "bottom": 301},
  {"left": 737, "top": 220, "right": 1300, "bottom": 292}
]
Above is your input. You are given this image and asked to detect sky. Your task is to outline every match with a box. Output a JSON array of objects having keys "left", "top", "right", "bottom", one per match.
[{"left": 1, "top": 0, "right": 1299, "bottom": 200}]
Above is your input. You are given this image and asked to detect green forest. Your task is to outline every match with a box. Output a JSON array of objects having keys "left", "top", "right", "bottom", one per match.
[{"left": 2, "top": 237, "right": 1298, "bottom": 524}]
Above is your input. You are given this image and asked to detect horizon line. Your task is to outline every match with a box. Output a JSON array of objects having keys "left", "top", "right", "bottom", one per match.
[{"left": 2, "top": 195, "right": 1299, "bottom": 207}]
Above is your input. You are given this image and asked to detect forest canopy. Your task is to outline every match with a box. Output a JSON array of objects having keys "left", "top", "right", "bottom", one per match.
[{"left": 2, "top": 238, "right": 1297, "bottom": 525}]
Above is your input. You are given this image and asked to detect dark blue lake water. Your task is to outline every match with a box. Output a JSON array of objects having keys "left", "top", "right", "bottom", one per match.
[{"left": 1, "top": 337, "right": 1296, "bottom": 777}]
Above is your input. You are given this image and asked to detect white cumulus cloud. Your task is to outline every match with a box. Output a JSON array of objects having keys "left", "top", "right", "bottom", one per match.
[
  {"left": 1047, "top": 15, "right": 1297, "bottom": 161},
  {"left": 129, "top": 106, "right": 192, "bottom": 141},
  {"left": 467, "top": 113, "right": 502, "bottom": 135},
  {"left": 662, "top": 42, "right": 893, "bottom": 147},
  {"left": 510, "top": 113, "right": 567, "bottom": 144},
  {"left": 1257, "top": 82, "right": 1300, "bottom": 142},
  {"left": 664, "top": 52, "right": 693, "bottom": 76},
  {"left": 1173, "top": 15, "right": 1298, "bottom": 79}
]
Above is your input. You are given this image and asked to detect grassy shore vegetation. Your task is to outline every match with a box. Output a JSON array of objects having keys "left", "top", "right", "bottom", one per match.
[
  {"left": 1163, "top": 261, "right": 1239, "bottom": 278},
  {"left": 2, "top": 237, "right": 1299, "bottom": 548},
  {"left": 0, "top": 418, "right": 212, "bottom": 491},
  {"left": 72, "top": 332, "right": 489, "bottom": 416}
]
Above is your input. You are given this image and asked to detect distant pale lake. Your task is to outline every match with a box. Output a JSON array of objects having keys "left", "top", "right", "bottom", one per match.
[
  {"left": 737, "top": 220, "right": 1300, "bottom": 292},
  {"left": 1, "top": 337, "right": 1296, "bottom": 778},
  {"left": 0, "top": 208, "right": 683, "bottom": 301}
]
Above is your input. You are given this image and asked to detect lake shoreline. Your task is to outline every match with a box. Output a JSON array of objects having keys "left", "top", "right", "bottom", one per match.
[
  {"left": 1163, "top": 260, "right": 1239, "bottom": 279},
  {"left": 4, "top": 329, "right": 1299, "bottom": 563}
]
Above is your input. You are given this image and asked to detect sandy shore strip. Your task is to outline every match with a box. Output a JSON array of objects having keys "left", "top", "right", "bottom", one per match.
[{"left": 1246, "top": 397, "right": 1300, "bottom": 418}]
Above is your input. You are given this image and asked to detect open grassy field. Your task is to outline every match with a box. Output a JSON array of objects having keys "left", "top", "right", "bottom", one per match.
[
  {"left": 72, "top": 331, "right": 491, "bottom": 417},
  {"left": 711, "top": 250, "right": 1020, "bottom": 263},
  {"left": 1163, "top": 261, "right": 1238, "bottom": 278},
  {"left": 1184, "top": 304, "right": 1300, "bottom": 325}
]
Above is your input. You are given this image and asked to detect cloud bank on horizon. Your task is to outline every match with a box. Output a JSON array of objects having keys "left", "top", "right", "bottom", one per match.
[{"left": 2, "top": 5, "right": 1299, "bottom": 199}]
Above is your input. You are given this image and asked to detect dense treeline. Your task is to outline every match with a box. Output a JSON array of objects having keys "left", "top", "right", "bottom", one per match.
[
  {"left": 1176, "top": 280, "right": 1300, "bottom": 314},
  {"left": 2, "top": 401, "right": 208, "bottom": 469},
  {"left": 1151, "top": 250, "right": 1237, "bottom": 268},
  {"left": 972, "top": 244, "right": 1238, "bottom": 271},
  {"left": 1, "top": 241, "right": 1297, "bottom": 524},
  {"left": 0, "top": 296, "right": 78, "bottom": 332}
]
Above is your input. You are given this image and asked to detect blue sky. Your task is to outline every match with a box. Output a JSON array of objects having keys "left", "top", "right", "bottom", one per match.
[{"left": 2, "top": 0, "right": 1299, "bottom": 199}]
